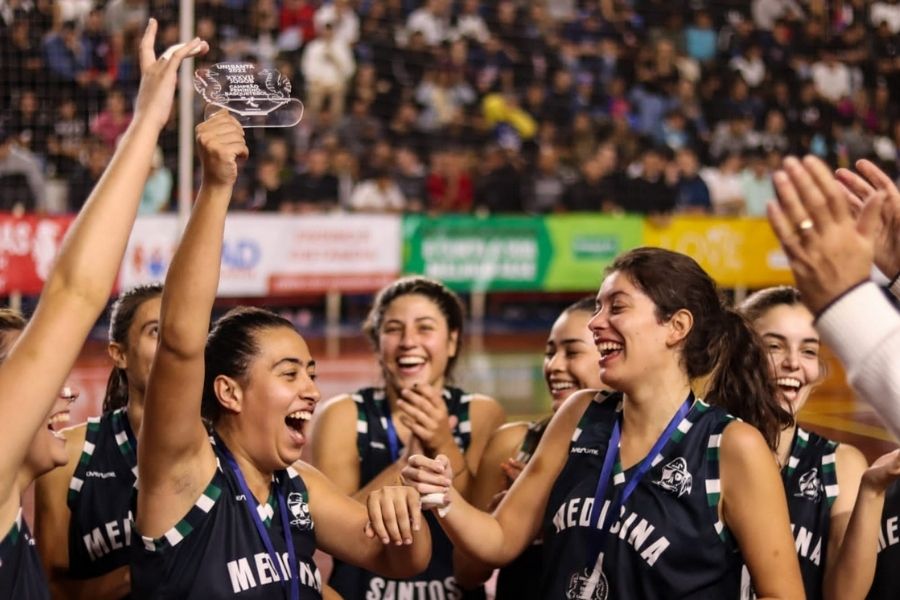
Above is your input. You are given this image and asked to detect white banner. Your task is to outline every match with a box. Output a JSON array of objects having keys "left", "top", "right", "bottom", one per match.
[{"left": 119, "top": 214, "right": 402, "bottom": 296}]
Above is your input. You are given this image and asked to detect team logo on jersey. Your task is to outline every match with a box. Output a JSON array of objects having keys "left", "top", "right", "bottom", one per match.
[
  {"left": 287, "top": 492, "right": 313, "bottom": 531},
  {"left": 795, "top": 468, "right": 822, "bottom": 502},
  {"left": 654, "top": 457, "right": 693, "bottom": 497},
  {"left": 566, "top": 567, "right": 608, "bottom": 600}
]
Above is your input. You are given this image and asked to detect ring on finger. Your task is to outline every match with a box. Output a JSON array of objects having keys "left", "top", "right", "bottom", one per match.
[{"left": 797, "top": 218, "right": 814, "bottom": 233}]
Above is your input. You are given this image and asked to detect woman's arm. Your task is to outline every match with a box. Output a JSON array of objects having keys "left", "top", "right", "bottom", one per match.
[
  {"left": 298, "top": 462, "right": 431, "bottom": 578},
  {"left": 823, "top": 448, "right": 900, "bottom": 600},
  {"left": 402, "top": 391, "right": 592, "bottom": 566},
  {"left": 720, "top": 421, "right": 805, "bottom": 600},
  {"left": 137, "top": 110, "right": 248, "bottom": 538},
  {"left": 453, "top": 422, "right": 528, "bottom": 590},
  {"left": 309, "top": 395, "right": 422, "bottom": 502},
  {"left": 0, "top": 24, "right": 206, "bottom": 520}
]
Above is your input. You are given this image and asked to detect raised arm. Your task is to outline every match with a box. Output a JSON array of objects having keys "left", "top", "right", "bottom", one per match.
[
  {"left": 402, "top": 391, "right": 592, "bottom": 567},
  {"left": 0, "top": 22, "right": 206, "bottom": 516},
  {"left": 137, "top": 110, "right": 248, "bottom": 537},
  {"left": 823, "top": 448, "right": 900, "bottom": 600},
  {"left": 720, "top": 421, "right": 805, "bottom": 600}
]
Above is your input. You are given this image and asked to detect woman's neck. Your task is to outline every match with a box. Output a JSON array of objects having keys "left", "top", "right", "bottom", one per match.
[
  {"left": 126, "top": 388, "right": 144, "bottom": 437},
  {"left": 776, "top": 423, "right": 797, "bottom": 469},
  {"left": 621, "top": 380, "right": 693, "bottom": 440},
  {"left": 216, "top": 426, "right": 274, "bottom": 505}
]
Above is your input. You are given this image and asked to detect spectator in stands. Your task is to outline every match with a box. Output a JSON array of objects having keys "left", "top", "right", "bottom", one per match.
[
  {"left": 811, "top": 44, "right": 855, "bottom": 104},
  {"left": 426, "top": 148, "right": 473, "bottom": 214},
  {"left": 349, "top": 166, "right": 407, "bottom": 212},
  {"left": 138, "top": 146, "right": 173, "bottom": 214},
  {"left": 301, "top": 20, "right": 355, "bottom": 122},
  {"left": 562, "top": 143, "right": 623, "bottom": 213},
  {"left": 752, "top": 0, "right": 804, "bottom": 32},
  {"left": 393, "top": 146, "right": 427, "bottom": 212},
  {"left": 620, "top": 145, "right": 678, "bottom": 215},
  {"left": 730, "top": 43, "right": 767, "bottom": 88},
  {"left": 523, "top": 145, "right": 573, "bottom": 214},
  {"left": 90, "top": 88, "right": 132, "bottom": 148},
  {"left": 871, "top": 0, "right": 900, "bottom": 34},
  {"left": 46, "top": 97, "right": 85, "bottom": 178},
  {"left": 280, "top": 0, "right": 317, "bottom": 46},
  {"left": 406, "top": 0, "right": 451, "bottom": 46},
  {"left": 314, "top": 0, "right": 359, "bottom": 45},
  {"left": 0, "top": 125, "right": 46, "bottom": 213},
  {"left": 683, "top": 10, "right": 717, "bottom": 64},
  {"left": 286, "top": 147, "right": 340, "bottom": 213},
  {"left": 740, "top": 148, "right": 776, "bottom": 216},
  {"left": 337, "top": 98, "right": 382, "bottom": 158},
  {"left": 701, "top": 151, "right": 747, "bottom": 215},
  {"left": 67, "top": 138, "right": 111, "bottom": 212},
  {"left": 10, "top": 89, "right": 50, "bottom": 155},
  {"left": 709, "top": 109, "right": 758, "bottom": 162},
  {"left": 0, "top": 21, "right": 44, "bottom": 109},
  {"left": 474, "top": 145, "right": 524, "bottom": 214},
  {"left": 104, "top": 0, "right": 147, "bottom": 33},
  {"left": 453, "top": 0, "right": 489, "bottom": 45},
  {"left": 42, "top": 21, "right": 88, "bottom": 97},
  {"left": 674, "top": 146, "right": 713, "bottom": 214},
  {"left": 757, "top": 108, "right": 791, "bottom": 154}
]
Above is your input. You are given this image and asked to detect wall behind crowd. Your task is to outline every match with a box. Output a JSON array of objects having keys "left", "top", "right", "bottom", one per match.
[{"left": 1, "top": 0, "right": 899, "bottom": 218}]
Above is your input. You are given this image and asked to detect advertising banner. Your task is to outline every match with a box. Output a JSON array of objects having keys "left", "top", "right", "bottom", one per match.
[
  {"left": 643, "top": 216, "right": 793, "bottom": 288},
  {"left": 0, "top": 214, "right": 74, "bottom": 294},
  {"left": 403, "top": 214, "right": 643, "bottom": 292},
  {"left": 120, "top": 213, "right": 402, "bottom": 295}
]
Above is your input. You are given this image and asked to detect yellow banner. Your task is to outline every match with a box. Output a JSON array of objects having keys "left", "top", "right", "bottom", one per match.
[{"left": 643, "top": 217, "right": 793, "bottom": 288}]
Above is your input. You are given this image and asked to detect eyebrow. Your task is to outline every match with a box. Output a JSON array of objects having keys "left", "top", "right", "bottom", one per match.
[
  {"left": 383, "top": 316, "right": 439, "bottom": 324},
  {"left": 140, "top": 320, "right": 159, "bottom": 331},
  {"left": 761, "top": 332, "right": 820, "bottom": 345},
  {"left": 272, "top": 358, "right": 316, "bottom": 370}
]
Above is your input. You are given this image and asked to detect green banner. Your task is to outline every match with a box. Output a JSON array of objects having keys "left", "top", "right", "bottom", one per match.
[{"left": 403, "top": 214, "right": 643, "bottom": 292}]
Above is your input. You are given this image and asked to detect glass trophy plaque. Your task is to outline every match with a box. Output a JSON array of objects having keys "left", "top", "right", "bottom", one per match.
[{"left": 194, "top": 62, "right": 304, "bottom": 128}]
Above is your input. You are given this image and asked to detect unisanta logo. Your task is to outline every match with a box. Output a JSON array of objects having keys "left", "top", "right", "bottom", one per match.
[
  {"left": 567, "top": 567, "right": 608, "bottom": 600},
  {"left": 654, "top": 457, "right": 693, "bottom": 497},
  {"left": 288, "top": 492, "right": 313, "bottom": 531},
  {"left": 795, "top": 468, "right": 822, "bottom": 502}
]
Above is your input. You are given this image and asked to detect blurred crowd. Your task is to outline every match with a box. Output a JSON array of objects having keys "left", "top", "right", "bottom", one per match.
[{"left": 1, "top": 0, "right": 899, "bottom": 216}]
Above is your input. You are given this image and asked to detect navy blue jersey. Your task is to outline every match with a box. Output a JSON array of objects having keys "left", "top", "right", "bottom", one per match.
[
  {"left": 67, "top": 408, "right": 137, "bottom": 580},
  {"left": 130, "top": 437, "right": 322, "bottom": 599},
  {"left": 329, "top": 386, "right": 484, "bottom": 600},
  {"left": 867, "top": 479, "right": 900, "bottom": 599},
  {"left": 494, "top": 416, "right": 551, "bottom": 600},
  {"left": 0, "top": 508, "right": 51, "bottom": 600},
  {"left": 542, "top": 392, "right": 743, "bottom": 599},
  {"left": 781, "top": 427, "right": 838, "bottom": 599}
]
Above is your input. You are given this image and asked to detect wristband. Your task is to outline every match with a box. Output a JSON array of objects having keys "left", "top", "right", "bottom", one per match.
[{"left": 421, "top": 492, "right": 451, "bottom": 517}]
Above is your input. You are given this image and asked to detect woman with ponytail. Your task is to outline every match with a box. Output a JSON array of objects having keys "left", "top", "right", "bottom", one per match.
[
  {"left": 35, "top": 283, "right": 162, "bottom": 599},
  {"left": 402, "top": 247, "right": 805, "bottom": 599}
]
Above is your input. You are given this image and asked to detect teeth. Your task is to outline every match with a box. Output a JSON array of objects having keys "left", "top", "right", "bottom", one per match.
[
  {"left": 397, "top": 356, "right": 425, "bottom": 367},
  {"left": 287, "top": 411, "right": 312, "bottom": 421},
  {"left": 48, "top": 412, "right": 71, "bottom": 427},
  {"left": 598, "top": 342, "right": 623, "bottom": 355},
  {"left": 550, "top": 381, "right": 575, "bottom": 392},
  {"left": 776, "top": 377, "right": 802, "bottom": 389},
  {"left": 50, "top": 429, "right": 65, "bottom": 440}
]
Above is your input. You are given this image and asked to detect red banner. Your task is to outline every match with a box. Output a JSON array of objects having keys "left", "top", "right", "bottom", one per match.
[{"left": 0, "top": 214, "right": 75, "bottom": 295}]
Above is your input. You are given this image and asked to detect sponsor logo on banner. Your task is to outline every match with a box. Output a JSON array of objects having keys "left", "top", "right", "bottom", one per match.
[{"left": 0, "top": 214, "right": 73, "bottom": 294}]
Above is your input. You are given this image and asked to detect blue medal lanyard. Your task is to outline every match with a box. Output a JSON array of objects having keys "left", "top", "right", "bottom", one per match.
[
  {"left": 585, "top": 393, "right": 694, "bottom": 570},
  {"left": 381, "top": 397, "right": 401, "bottom": 462},
  {"left": 219, "top": 439, "right": 300, "bottom": 600}
]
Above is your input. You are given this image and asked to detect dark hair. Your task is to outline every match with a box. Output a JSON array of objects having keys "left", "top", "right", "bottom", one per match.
[
  {"left": 363, "top": 276, "right": 466, "bottom": 379},
  {"left": 739, "top": 286, "right": 803, "bottom": 323},
  {"left": 104, "top": 284, "right": 163, "bottom": 413},
  {"left": 563, "top": 296, "right": 597, "bottom": 315},
  {"left": 0, "top": 308, "right": 26, "bottom": 363},
  {"left": 607, "top": 247, "right": 792, "bottom": 449},
  {"left": 202, "top": 306, "right": 297, "bottom": 423}
]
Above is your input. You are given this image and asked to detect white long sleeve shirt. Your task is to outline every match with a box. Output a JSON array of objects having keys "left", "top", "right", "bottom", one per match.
[
  {"left": 816, "top": 279, "right": 900, "bottom": 441},
  {"left": 300, "top": 38, "right": 355, "bottom": 87}
]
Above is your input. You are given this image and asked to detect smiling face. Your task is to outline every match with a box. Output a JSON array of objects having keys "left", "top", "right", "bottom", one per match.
[
  {"left": 377, "top": 293, "right": 459, "bottom": 394},
  {"left": 25, "top": 384, "right": 78, "bottom": 477},
  {"left": 588, "top": 271, "right": 682, "bottom": 394},
  {"left": 752, "top": 303, "right": 822, "bottom": 415},
  {"left": 226, "top": 326, "right": 320, "bottom": 470},
  {"left": 544, "top": 309, "right": 604, "bottom": 411}
]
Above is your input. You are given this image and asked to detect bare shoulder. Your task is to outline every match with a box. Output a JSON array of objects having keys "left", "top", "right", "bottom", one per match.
[
  {"left": 835, "top": 442, "right": 867, "bottom": 471},
  {"left": 720, "top": 420, "right": 772, "bottom": 463},
  {"left": 485, "top": 421, "right": 531, "bottom": 457},
  {"left": 316, "top": 393, "right": 358, "bottom": 419},
  {"left": 467, "top": 393, "right": 506, "bottom": 426}
]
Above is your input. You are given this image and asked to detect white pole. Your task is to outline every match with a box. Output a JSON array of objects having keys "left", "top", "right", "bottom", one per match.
[{"left": 177, "top": 0, "right": 196, "bottom": 226}]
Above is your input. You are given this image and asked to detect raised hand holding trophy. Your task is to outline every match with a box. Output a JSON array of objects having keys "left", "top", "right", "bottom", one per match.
[{"left": 193, "top": 62, "right": 304, "bottom": 128}]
